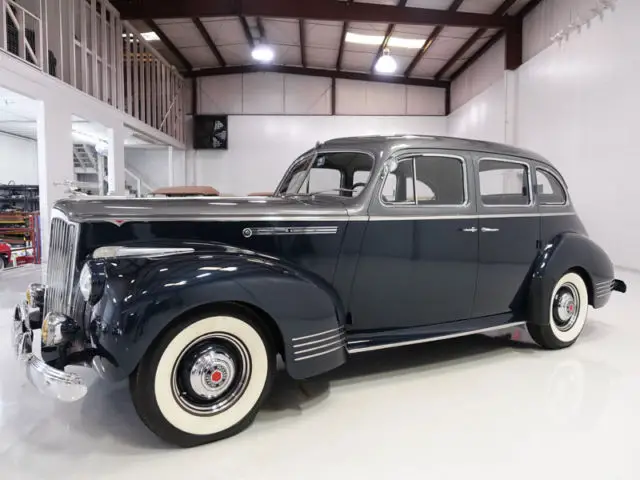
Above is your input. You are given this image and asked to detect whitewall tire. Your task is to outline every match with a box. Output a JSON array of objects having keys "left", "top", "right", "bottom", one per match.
[
  {"left": 130, "top": 310, "right": 275, "bottom": 447},
  {"left": 528, "top": 272, "right": 589, "bottom": 349}
]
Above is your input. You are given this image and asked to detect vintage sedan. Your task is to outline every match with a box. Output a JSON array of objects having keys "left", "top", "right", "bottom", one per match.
[{"left": 13, "top": 136, "right": 626, "bottom": 447}]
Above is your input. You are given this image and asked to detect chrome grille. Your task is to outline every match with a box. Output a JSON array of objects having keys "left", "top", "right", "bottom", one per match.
[{"left": 44, "top": 213, "right": 80, "bottom": 316}]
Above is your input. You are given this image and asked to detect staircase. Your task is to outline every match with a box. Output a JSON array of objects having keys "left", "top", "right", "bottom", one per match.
[{"left": 72, "top": 144, "right": 142, "bottom": 196}]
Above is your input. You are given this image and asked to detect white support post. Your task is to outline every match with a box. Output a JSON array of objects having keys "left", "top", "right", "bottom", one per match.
[
  {"left": 80, "top": 0, "right": 88, "bottom": 93},
  {"left": 1, "top": 0, "right": 6, "bottom": 52},
  {"left": 91, "top": 0, "right": 98, "bottom": 96},
  {"left": 36, "top": 99, "right": 73, "bottom": 262},
  {"left": 100, "top": 0, "right": 108, "bottom": 102},
  {"left": 168, "top": 146, "right": 174, "bottom": 186},
  {"left": 107, "top": 124, "right": 126, "bottom": 195},
  {"left": 116, "top": 18, "right": 124, "bottom": 110},
  {"left": 140, "top": 44, "right": 146, "bottom": 123},
  {"left": 125, "top": 27, "right": 132, "bottom": 114},
  {"left": 18, "top": 10, "right": 26, "bottom": 61},
  {"left": 40, "top": 0, "right": 46, "bottom": 72},
  {"left": 69, "top": 0, "right": 76, "bottom": 88},
  {"left": 109, "top": 8, "right": 117, "bottom": 106},
  {"left": 504, "top": 70, "right": 518, "bottom": 145},
  {"left": 97, "top": 154, "right": 105, "bottom": 195},
  {"left": 133, "top": 32, "right": 139, "bottom": 119}
]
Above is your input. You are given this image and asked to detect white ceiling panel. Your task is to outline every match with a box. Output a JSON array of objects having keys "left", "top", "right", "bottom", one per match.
[
  {"left": 458, "top": 0, "right": 505, "bottom": 14},
  {"left": 307, "top": 21, "right": 343, "bottom": 48},
  {"left": 202, "top": 18, "right": 247, "bottom": 46},
  {"left": 508, "top": 0, "right": 532, "bottom": 15},
  {"left": 155, "top": 18, "right": 192, "bottom": 26},
  {"left": 393, "top": 24, "right": 436, "bottom": 37},
  {"left": 264, "top": 18, "right": 300, "bottom": 45},
  {"left": 306, "top": 47, "right": 338, "bottom": 69},
  {"left": 272, "top": 44, "right": 302, "bottom": 66},
  {"left": 158, "top": 22, "right": 206, "bottom": 49},
  {"left": 354, "top": 0, "right": 398, "bottom": 5},
  {"left": 406, "top": 0, "right": 456, "bottom": 8},
  {"left": 181, "top": 46, "right": 218, "bottom": 68},
  {"left": 425, "top": 35, "right": 467, "bottom": 59},
  {"left": 440, "top": 26, "right": 483, "bottom": 40},
  {"left": 410, "top": 57, "right": 448, "bottom": 78},
  {"left": 217, "top": 44, "right": 253, "bottom": 66},
  {"left": 349, "top": 22, "right": 389, "bottom": 34},
  {"left": 341, "top": 51, "right": 377, "bottom": 73}
]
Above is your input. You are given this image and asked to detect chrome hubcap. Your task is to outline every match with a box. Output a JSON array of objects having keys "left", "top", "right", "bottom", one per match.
[
  {"left": 172, "top": 333, "right": 251, "bottom": 416},
  {"left": 553, "top": 283, "right": 580, "bottom": 331}
]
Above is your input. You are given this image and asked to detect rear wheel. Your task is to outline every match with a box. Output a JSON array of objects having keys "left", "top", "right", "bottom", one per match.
[
  {"left": 130, "top": 310, "right": 275, "bottom": 447},
  {"left": 528, "top": 272, "right": 589, "bottom": 349},
  {"left": 0, "top": 255, "right": 7, "bottom": 270}
]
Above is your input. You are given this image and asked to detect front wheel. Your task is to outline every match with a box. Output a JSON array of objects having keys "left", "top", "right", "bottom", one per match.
[
  {"left": 528, "top": 272, "right": 589, "bottom": 349},
  {"left": 130, "top": 311, "right": 275, "bottom": 447}
]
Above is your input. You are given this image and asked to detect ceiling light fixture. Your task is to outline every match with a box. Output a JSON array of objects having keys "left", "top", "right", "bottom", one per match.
[
  {"left": 346, "top": 32, "right": 425, "bottom": 49},
  {"left": 375, "top": 48, "right": 397, "bottom": 74},
  {"left": 140, "top": 32, "right": 159, "bottom": 41},
  {"left": 251, "top": 44, "right": 275, "bottom": 62}
]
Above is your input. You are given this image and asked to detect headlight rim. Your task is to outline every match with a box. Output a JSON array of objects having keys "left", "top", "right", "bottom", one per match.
[{"left": 79, "top": 261, "right": 106, "bottom": 305}]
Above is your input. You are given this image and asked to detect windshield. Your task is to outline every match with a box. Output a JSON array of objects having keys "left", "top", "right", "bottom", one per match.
[{"left": 276, "top": 151, "right": 375, "bottom": 197}]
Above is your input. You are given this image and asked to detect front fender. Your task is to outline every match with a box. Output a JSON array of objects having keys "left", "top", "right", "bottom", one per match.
[
  {"left": 89, "top": 250, "right": 347, "bottom": 381},
  {"left": 528, "top": 233, "right": 615, "bottom": 324}
]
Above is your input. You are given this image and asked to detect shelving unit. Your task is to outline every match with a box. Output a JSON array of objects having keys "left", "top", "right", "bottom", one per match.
[{"left": 0, "top": 184, "right": 40, "bottom": 213}]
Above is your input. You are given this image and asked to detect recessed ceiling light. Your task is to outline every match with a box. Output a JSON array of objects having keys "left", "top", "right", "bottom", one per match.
[
  {"left": 346, "top": 32, "right": 425, "bottom": 49},
  {"left": 141, "top": 31, "right": 160, "bottom": 41},
  {"left": 252, "top": 44, "right": 275, "bottom": 62},
  {"left": 374, "top": 49, "right": 397, "bottom": 74}
]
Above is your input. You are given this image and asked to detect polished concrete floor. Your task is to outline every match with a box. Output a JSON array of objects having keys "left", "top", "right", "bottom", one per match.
[{"left": 1, "top": 265, "right": 638, "bottom": 479}]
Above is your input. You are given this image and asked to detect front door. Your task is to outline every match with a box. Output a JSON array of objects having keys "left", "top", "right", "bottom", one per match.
[
  {"left": 349, "top": 151, "right": 479, "bottom": 331},
  {"left": 472, "top": 156, "right": 540, "bottom": 318}
]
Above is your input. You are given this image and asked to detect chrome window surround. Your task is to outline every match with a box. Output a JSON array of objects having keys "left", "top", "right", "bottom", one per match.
[
  {"left": 478, "top": 157, "right": 534, "bottom": 208},
  {"left": 274, "top": 149, "right": 376, "bottom": 197},
  {"left": 379, "top": 153, "right": 469, "bottom": 208},
  {"left": 535, "top": 167, "right": 570, "bottom": 207}
]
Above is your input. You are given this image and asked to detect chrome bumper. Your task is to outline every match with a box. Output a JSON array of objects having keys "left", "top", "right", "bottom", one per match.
[{"left": 12, "top": 301, "right": 87, "bottom": 402}]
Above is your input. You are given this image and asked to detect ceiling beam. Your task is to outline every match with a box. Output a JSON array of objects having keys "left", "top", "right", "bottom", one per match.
[
  {"left": 449, "top": 0, "right": 543, "bottom": 82},
  {"left": 256, "top": 17, "right": 266, "bottom": 41},
  {"left": 404, "top": 0, "right": 464, "bottom": 78},
  {"left": 145, "top": 20, "right": 193, "bottom": 71},
  {"left": 113, "top": 0, "right": 511, "bottom": 28},
  {"left": 188, "top": 65, "right": 449, "bottom": 89},
  {"left": 299, "top": 20, "right": 307, "bottom": 67},
  {"left": 336, "top": 21, "right": 348, "bottom": 71},
  {"left": 239, "top": 16, "right": 255, "bottom": 49},
  {"left": 371, "top": 0, "right": 407, "bottom": 73},
  {"left": 434, "top": 0, "right": 518, "bottom": 80},
  {"left": 192, "top": 18, "right": 226, "bottom": 67}
]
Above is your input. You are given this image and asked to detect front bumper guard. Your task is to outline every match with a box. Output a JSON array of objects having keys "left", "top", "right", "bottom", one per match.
[{"left": 13, "top": 302, "right": 87, "bottom": 402}]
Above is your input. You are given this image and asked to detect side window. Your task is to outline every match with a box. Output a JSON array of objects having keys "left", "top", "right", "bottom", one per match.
[
  {"left": 536, "top": 169, "right": 567, "bottom": 205},
  {"left": 381, "top": 159, "right": 415, "bottom": 204},
  {"left": 414, "top": 156, "right": 465, "bottom": 205},
  {"left": 479, "top": 159, "right": 530, "bottom": 206}
]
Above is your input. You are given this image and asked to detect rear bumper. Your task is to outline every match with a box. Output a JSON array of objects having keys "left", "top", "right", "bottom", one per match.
[{"left": 12, "top": 301, "right": 87, "bottom": 402}]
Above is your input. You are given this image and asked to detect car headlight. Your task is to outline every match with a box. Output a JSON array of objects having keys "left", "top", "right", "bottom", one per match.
[{"left": 79, "top": 262, "right": 105, "bottom": 305}]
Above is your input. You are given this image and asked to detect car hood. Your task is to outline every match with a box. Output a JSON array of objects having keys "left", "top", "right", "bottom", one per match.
[{"left": 53, "top": 196, "right": 349, "bottom": 223}]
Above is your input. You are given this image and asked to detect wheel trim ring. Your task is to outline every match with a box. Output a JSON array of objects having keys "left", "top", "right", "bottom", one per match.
[
  {"left": 171, "top": 333, "right": 252, "bottom": 416},
  {"left": 552, "top": 283, "right": 580, "bottom": 332}
]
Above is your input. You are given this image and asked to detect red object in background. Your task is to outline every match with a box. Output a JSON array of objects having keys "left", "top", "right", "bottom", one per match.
[{"left": 0, "top": 242, "right": 10, "bottom": 257}]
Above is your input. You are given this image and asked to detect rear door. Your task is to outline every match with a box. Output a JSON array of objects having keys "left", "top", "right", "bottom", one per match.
[{"left": 472, "top": 156, "right": 539, "bottom": 318}]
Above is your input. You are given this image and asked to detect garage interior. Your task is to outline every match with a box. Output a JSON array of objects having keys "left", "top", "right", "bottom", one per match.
[{"left": 1, "top": 0, "right": 638, "bottom": 478}]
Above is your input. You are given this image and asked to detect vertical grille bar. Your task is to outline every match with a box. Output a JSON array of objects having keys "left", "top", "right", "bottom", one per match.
[{"left": 44, "top": 214, "right": 79, "bottom": 317}]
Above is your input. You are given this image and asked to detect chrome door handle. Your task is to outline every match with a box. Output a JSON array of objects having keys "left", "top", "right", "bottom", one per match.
[
  {"left": 481, "top": 227, "right": 500, "bottom": 233},
  {"left": 461, "top": 227, "right": 477, "bottom": 233}
]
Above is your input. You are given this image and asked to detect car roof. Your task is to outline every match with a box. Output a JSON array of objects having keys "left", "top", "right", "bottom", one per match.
[{"left": 321, "top": 135, "right": 554, "bottom": 168}]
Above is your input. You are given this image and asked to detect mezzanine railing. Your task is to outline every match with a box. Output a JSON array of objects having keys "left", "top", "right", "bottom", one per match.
[{"left": 0, "top": 0, "right": 185, "bottom": 144}]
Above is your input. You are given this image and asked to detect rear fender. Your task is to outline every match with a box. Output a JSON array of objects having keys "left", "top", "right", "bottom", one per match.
[
  {"left": 528, "top": 233, "right": 615, "bottom": 324},
  {"left": 90, "top": 251, "right": 347, "bottom": 381}
]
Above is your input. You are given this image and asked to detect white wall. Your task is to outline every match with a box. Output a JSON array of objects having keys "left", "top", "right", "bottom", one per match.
[
  {"left": 125, "top": 147, "right": 186, "bottom": 191},
  {"left": 447, "top": 78, "right": 506, "bottom": 143},
  {"left": 0, "top": 133, "right": 38, "bottom": 184},
  {"left": 446, "top": 0, "right": 638, "bottom": 269},
  {"left": 194, "top": 115, "right": 447, "bottom": 195},
  {"left": 197, "top": 73, "right": 446, "bottom": 116}
]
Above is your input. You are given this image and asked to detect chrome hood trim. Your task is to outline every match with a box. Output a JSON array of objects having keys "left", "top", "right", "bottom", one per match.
[{"left": 53, "top": 196, "right": 349, "bottom": 223}]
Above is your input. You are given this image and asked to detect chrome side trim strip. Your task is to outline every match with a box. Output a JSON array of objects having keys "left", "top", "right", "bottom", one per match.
[
  {"left": 294, "top": 338, "right": 345, "bottom": 355},
  {"left": 293, "top": 345, "right": 344, "bottom": 362},
  {"left": 291, "top": 326, "right": 344, "bottom": 342},
  {"left": 92, "top": 246, "right": 195, "bottom": 259},
  {"left": 244, "top": 226, "right": 338, "bottom": 237},
  {"left": 293, "top": 331, "right": 345, "bottom": 348},
  {"left": 367, "top": 212, "right": 576, "bottom": 221},
  {"left": 347, "top": 322, "right": 526, "bottom": 354}
]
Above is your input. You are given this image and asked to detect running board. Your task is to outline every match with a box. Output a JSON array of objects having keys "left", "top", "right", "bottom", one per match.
[{"left": 346, "top": 322, "right": 526, "bottom": 354}]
